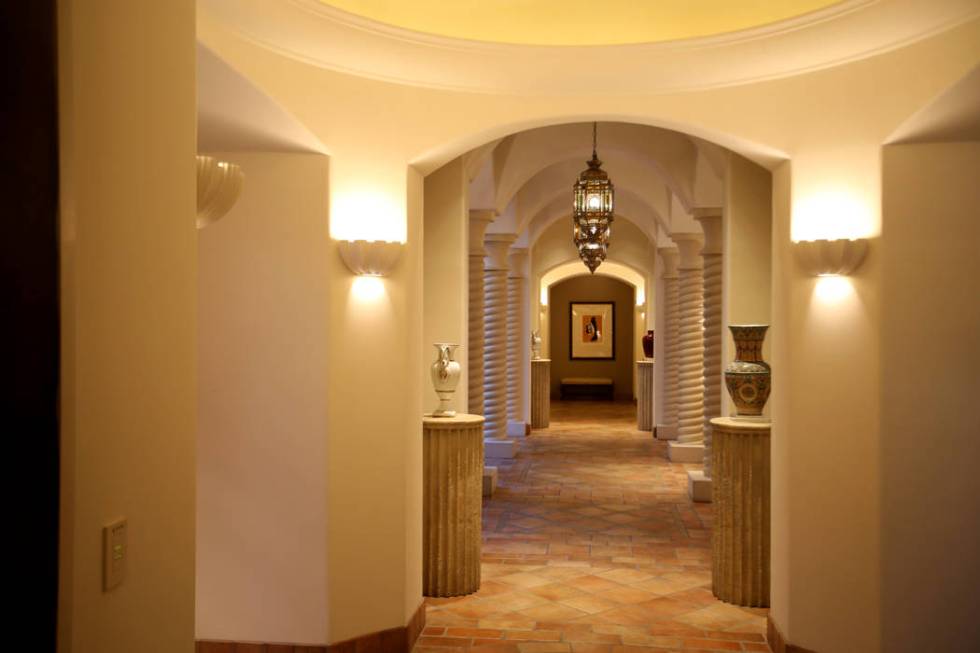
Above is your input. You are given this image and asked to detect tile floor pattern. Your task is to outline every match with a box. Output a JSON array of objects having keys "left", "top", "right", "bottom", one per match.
[{"left": 415, "top": 400, "right": 768, "bottom": 653}]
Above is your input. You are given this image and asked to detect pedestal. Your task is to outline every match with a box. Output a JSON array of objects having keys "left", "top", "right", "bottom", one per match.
[
  {"left": 636, "top": 360, "right": 654, "bottom": 431},
  {"left": 711, "top": 417, "right": 770, "bottom": 607},
  {"left": 531, "top": 359, "right": 551, "bottom": 429},
  {"left": 423, "top": 413, "right": 484, "bottom": 597}
]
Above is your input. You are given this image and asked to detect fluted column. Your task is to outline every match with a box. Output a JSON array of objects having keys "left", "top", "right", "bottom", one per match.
[
  {"left": 468, "top": 211, "right": 495, "bottom": 416},
  {"left": 668, "top": 233, "right": 705, "bottom": 464},
  {"left": 656, "top": 247, "right": 680, "bottom": 440},
  {"left": 483, "top": 233, "right": 517, "bottom": 458},
  {"left": 506, "top": 248, "right": 529, "bottom": 436},
  {"left": 423, "top": 414, "right": 485, "bottom": 597}
]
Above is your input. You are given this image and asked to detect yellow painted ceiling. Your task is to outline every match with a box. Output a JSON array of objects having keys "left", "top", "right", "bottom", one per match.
[{"left": 319, "top": 0, "right": 846, "bottom": 46}]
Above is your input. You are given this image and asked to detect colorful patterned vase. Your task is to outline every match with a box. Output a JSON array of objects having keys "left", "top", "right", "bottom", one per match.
[
  {"left": 642, "top": 330, "right": 654, "bottom": 359},
  {"left": 724, "top": 325, "right": 771, "bottom": 417}
]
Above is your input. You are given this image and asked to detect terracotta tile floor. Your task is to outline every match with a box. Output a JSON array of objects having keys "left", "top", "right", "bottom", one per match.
[{"left": 415, "top": 400, "right": 769, "bottom": 653}]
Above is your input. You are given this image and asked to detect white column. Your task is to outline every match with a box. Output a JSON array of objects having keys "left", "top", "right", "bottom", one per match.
[
  {"left": 656, "top": 247, "right": 680, "bottom": 440},
  {"left": 467, "top": 211, "right": 494, "bottom": 416},
  {"left": 483, "top": 233, "right": 517, "bottom": 457},
  {"left": 507, "top": 247, "right": 529, "bottom": 436},
  {"left": 668, "top": 233, "right": 705, "bottom": 463},
  {"left": 689, "top": 209, "right": 723, "bottom": 501}
]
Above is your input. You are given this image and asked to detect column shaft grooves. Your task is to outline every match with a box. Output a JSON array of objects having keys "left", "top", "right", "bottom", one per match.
[
  {"left": 677, "top": 265, "right": 704, "bottom": 443},
  {"left": 663, "top": 276, "right": 680, "bottom": 427},
  {"left": 468, "top": 254, "right": 485, "bottom": 415},
  {"left": 505, "top": 276, "right": 523, "bottom": 424},
  {"left": 702, "top": 252, "right": 722, "bottom": 475},
  {"left": 483, "top": 268, "right": 508, "bottom": 439},
  {"left": 531, "top": 360, "right": 550, "bottom": 428}
]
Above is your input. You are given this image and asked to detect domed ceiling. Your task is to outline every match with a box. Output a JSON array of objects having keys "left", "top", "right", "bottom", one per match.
[{"left": 317, "top": 0, "right": 845, "bottom": 45}]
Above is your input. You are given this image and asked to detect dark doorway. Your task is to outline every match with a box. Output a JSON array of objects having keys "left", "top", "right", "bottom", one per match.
[{"left": 2, "top": 1, "right": 60, "bottom": 649}]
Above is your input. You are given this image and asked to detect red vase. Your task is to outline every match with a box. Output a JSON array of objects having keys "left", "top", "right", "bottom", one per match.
[{"left": 642, "top": 330, "right": 654, "bottom": 358}]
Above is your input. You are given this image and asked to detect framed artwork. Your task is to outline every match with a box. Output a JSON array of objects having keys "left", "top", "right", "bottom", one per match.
[{"left": 570, "top": 302, "right": 615, "bottom": 360}]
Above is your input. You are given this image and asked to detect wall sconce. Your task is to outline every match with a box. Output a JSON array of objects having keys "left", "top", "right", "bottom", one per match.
[
  {"left": 337, "top": 239, "right": 404, "bottom": 277},
  {"left": 792, "top": 238, "right": 869, "bottom": 276},
  {"left": 196, "top": 155, "right": 243, "bottom": 229}
]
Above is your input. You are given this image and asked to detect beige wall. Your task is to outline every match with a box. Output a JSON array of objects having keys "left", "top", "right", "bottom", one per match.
[
  {"left": 549, "top": 276, "right": 635, "bottom": 401},
  {"left": 57, "top": 1, "right": 197, "bottom": 651},
  {"left": 197, "top": 153, "right": 330, "bottom": 644},
  {"left": 423, "top": 158, "right": 469, "bottom": 415},
  {"left": 880, "top": 142, "right": 980, "bottom": 652},
  {"left": 723, "top": 154, "right": 772, "bottom": 416}
]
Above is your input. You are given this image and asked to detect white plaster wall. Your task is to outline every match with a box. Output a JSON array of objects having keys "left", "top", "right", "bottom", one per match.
[
  {"left": 423, "top": 158, "right": 469, "bottom": 415},
  {"left": 880, "top": 142, "right": 980, "bottom": 652},
  {"left": 57, "top": 1, "right": 197, "bottom": 650},
  {"left": 197, "top": 152, "right": 330, "bottom": 644}
]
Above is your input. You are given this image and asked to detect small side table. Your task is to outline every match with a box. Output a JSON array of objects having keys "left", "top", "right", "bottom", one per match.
[
  {"left": 531, "top": 359, "right": 551, "bottom": 429},
  {"left": 636, "top": 360, "right": 654, "bottom": 431},
  {"left": 711, "top": 416, "right": 770, "bottom": 607},
  {"left": 423, "top": 413, "right": 484, "bottom": 597}
]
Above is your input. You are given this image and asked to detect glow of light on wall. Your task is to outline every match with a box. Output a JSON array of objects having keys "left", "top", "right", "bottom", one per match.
[
  {"left": 351, "top": 276, "right": 385, "bottom": 301},
  {"left": 331, "top": 190, "right": 407, "bottom": 243},
  {"left": 813, "top": 275, "right": 853, "bottom": 303},
  {"left": 540, "top": 286, "right": 549, "bottom": 306},
  {"left": 635, "top": 288, "right": 645, "bottom": 306},
  {"left": 792, "top": 190, "right": 874, "bottom": 242}
]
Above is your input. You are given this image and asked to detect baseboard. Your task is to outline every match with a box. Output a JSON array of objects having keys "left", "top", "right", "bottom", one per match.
[
  {"left": 197, "top": 601, "right": 425, "bottom": 653},
  {"left": 767, "top": 614, "right": 818, "bottom": 653}
]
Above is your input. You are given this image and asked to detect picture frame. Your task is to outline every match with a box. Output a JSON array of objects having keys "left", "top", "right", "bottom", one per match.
[{"left": 569, "top": 301, "right": 615, "bottom": 360}]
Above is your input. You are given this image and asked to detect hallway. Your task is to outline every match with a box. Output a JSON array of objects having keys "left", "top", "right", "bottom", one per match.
[{"left": 417, "top": 402, "right": 768, "bottom": 652}]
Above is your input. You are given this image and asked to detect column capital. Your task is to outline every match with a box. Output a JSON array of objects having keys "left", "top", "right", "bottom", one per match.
[
  {"left": 694, "top": 209, "right": 723, "bottom": 256},
  {"left": 469, "top": 209, "right": 496, "bottom": 255},
  {"left": 508, "top": 247, "right": 529, "bottom": 278},
  {"left": 657, "top": 246, "right": 679, "bottom": 279},
  {"left": 485, "top": 233, "right": 517, "bottom": 270},
  {"left": 672, "top": 232, "right": 705, "bottom": 270}
]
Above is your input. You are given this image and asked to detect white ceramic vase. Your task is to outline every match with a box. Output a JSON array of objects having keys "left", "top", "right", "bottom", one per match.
[{"left": 430, "top": 343, "right": 462, "bottom": 417}]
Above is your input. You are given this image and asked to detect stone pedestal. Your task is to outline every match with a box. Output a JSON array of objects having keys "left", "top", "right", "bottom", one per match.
[
  {"left": 423, "top": 413, "right": 484, "bottom": 597},
  {"left": 636, "top": 360, "right": 654, "bottom": 432},
  {"left": 711, "top": 416, "right": 770, "bottom": 607},
  {"left": 531, "top": 359, "right": 551, "bottom": 429}
]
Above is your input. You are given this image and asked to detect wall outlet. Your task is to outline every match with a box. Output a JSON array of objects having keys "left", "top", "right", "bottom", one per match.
[{"left": 103, "top": 518, "right": 127, "bottom": 591}]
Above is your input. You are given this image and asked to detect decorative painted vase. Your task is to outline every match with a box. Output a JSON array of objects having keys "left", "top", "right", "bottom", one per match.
[
  {"left": 642, "top": 330, "right": 654, "bottom": 359},
  {"left": 531, "top": 330, "right": 542, "bottom": 360},
  {"left": 430, "top": 343, "right": 462, "bottom": 417},
  {"left": 724, "top": 325, "right": 771, "bottom": 417}
]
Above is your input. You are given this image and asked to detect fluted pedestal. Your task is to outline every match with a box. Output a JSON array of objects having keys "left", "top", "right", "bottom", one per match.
[
  {"left": 531, "top": 359, "right": 551, "bottom": 429},
  {"left": 711, "top": 417, "right": 770, "bottom": 607},
  {"left": 636, "top": 360, "right": 654, "bottom": 432},
  {"left": 423, "top": 413, "right": 485, "bottom": 597}
]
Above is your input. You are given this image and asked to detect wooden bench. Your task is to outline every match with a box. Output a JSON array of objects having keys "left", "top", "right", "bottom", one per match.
[{"left": 560, "top": 377, "right": 614, "bottom": 400}]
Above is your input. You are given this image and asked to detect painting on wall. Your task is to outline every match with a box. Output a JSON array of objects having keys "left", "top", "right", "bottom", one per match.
[{"left": 570, "top": 302, "right": 615, "bottom": 360}]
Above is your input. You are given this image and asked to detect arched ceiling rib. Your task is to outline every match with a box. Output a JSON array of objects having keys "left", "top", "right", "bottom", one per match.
[
  {"left": 527, "top": 190, "right": 662, "bottom": 248},
  {"left": 492, "top": 123, "right": 699, "bottom": 214}
]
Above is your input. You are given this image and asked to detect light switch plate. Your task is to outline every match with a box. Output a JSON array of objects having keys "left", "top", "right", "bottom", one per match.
[{"left": 103, "top": 518, "right": 127, "bottom": 591}]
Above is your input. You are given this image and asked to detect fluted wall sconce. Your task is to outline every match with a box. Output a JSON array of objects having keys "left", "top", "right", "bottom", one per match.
[
  {"left": 792, "top": 238, "right": 869, "bottom": 276},
  {"left": 196, "top": 155, "right": 243, "bottom": 229},
  {"left": 337, "top": 239, "right": 404, "bottom": 277}
]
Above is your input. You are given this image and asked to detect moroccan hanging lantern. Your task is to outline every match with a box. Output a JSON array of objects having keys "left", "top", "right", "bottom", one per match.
[{"left": 572, "top": 122, "right": 614, "bottom": 273}]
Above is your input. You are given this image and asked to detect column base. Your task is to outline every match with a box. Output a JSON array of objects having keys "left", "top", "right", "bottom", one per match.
[
  {"left": 656, "top": 424, "right": 678, "bottom": 440},
  {"left": 483, "top": 466, "right": 498, "bottom": 497},
  {"left": 687, "top": 469, "right": 712, "bottom": 503},
  {"left": 668, "top": 441, "right": 704, "bottom": 463},
  {"left": 507, "top": 420, "right": 529, "bottom": 437},
  {"left": 484, "top": 438, "right": 516, "bottom": 459}
]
